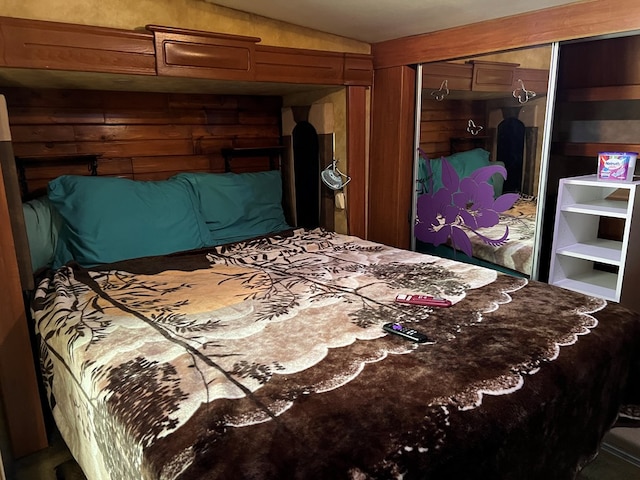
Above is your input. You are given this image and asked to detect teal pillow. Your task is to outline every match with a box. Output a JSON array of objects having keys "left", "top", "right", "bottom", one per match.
[
  {"left": 48, "top": 175, "right": 211, "bottom": 267},
  {"left": 22, "top": 196, "right": 63, "bottom": 272},
  {"left": 419, "top": 149, "right": 503, "bottom": 198},
  {"left": 173, "top": 171, "right": 291, "bottom": 245}
]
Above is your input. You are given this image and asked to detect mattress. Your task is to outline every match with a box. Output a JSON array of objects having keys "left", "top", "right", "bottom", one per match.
[
  {"left": 31, "top": 228, "right": 640, "bottom": 479},
  {"left": 465, "top": 196, "right": 537, "bottom": 275}
]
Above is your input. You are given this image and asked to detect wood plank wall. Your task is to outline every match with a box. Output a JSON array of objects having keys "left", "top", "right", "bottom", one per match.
[
  {"left": 419, "top": 98, "right": 487, "bottom": 159},
  {"left": 0, "top": 87, "right": 283, "bottom": 198}
]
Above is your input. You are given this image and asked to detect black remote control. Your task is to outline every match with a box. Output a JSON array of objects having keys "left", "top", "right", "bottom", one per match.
[{"left": 383, "top": 322, "right": 435, "bottom": 343}]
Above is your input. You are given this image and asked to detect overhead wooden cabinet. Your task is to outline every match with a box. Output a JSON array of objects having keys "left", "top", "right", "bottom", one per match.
[
  {"left": 0, "top": 16, "right": 156, "bottom": 75},
  {"left": 421, "top": 60, "right": 549, "bottom": 96},
  {"left": 0, "top": 17, "right": 373, "bottom": 87}
]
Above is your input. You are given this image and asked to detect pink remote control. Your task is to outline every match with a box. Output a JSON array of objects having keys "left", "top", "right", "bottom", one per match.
[{"left": 394, "top": 294, "right": 452, "bottom": 307}]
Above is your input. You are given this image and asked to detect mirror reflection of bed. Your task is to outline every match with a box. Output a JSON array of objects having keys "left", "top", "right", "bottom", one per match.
[{"left": 414, "top": 45, "right": 552, "bottom": 278}]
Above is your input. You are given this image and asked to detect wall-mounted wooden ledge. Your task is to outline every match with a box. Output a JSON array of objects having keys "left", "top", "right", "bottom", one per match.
[
  {"left": 558, "top": 85, "right": 640, "bottom": 102},
  {"left": 0, "top": 16, "right": 373, "bottom": 88},
  {"left": 555, "top": 142, "right": 640, "bottom": 157}
]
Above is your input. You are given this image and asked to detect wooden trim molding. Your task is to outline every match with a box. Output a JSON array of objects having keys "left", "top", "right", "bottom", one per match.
[
  {"left": 346, "top": 86, "right": 369, "bottom": 238},
  {"left": 368, "top": 66, "right": 416, "bottom": 249},
  {"left": 372, "top": 0, "right": 640, "bottom": 68},
  {"left": 0, "top": 127, "right": 48, "bottom": 458}
]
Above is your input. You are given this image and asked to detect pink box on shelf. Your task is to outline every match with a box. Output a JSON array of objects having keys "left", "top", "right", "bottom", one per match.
[{"left": 597, "top": 152, "right": 638, "bottom": 182}]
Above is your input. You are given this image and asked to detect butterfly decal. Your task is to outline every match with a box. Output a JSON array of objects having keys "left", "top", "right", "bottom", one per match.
[
  {"left": 467, "top": 119, "right": 483, "bottom": 136},
  {"left": 513, "top": 79, "right": 536, "bottom": 104},
  {"left": 430, "top": 80, "right": 449, "bottom": 101}
]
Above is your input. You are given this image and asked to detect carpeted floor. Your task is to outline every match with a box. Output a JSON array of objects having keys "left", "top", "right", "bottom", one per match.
[
  {"left": 578, "top": 449, "right": 640, "bottom": 480},
  {"left": 9, "top": 435, "right": 640, "bottom": 480},
  {"left": 54, "top": 460, "right": 86, "bottom": 480}
]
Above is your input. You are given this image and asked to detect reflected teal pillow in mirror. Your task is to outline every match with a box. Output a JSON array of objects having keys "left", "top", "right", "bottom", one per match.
[
  {"left": 419, "top": 149, "right": 504, "bottom": 198},
  {"left": 173, "top": 171, "right": 291, "bottom": 245},
  {"left": 48, "top": 175, "right": 211, "bottom": 267},
  {"left": 22, "top": 196, "right": 63, "bottom": 272}
]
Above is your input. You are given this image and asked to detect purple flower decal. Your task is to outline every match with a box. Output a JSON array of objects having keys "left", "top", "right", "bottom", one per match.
[{"left": 415, "top": 154, "right": 519, "bottom": 257}]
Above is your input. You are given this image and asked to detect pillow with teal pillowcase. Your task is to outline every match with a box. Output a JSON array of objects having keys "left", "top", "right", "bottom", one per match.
[
  {"left": 48, "top": 175, "right": 211, "bottom": 268},
  {"left": 419, "top": 148, "right": 504, "bottom": 198},
  {"left": 173, "top": 170, "right": 291, "bottom": 245},
  {"left": 22, "top": 196, "right": 64, "bottom": 272}
]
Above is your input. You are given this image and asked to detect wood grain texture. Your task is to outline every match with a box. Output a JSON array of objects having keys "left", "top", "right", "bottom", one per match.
[
  {"left": 0, "top": 17, "right": 372, "bottom": 88},
  {"left": 368, "top": 66, "right": 416, "bottom": 249},
  {"left": 3, "top": 87, "right": 282, "bottom": 198},
  {"left": 346, "top": 86, "right": 368, "bottom": 238},
  {"left": 372, "top": 0, "right": 640, "bottom": 69},
  {"left": 0, "top": 143, "right": 48, "bottom": 459},
  {"left": 0, "top": 16, "right": 155, "bottom": 75}
]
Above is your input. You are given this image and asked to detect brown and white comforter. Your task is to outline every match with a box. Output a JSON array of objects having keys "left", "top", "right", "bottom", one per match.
[
  {"left": 465, "top": 196, "right": 538, "bottom": 275},
  {"left": 31, "top": 228, "right": 640, "bottom": 479}
]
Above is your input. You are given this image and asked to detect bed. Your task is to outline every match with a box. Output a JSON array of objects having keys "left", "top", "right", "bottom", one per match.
[
  {"left": 415, "top": 148, "right": 537, "bottom": 276},
  {"left": 25, "top": 170, "right": 640, "bottom": 479},
  {"left": 461, "top": 195, "right": 537, "bottom": 275}
]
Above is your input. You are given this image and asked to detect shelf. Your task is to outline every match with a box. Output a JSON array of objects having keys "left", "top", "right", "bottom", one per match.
[
  {"left": 555, "top": 238, "right": 623, "bottom": 265},
  {"left": 556, "top": 142, "right": 640, "bottom": 157},
  {"left": 561, "top": 199, "right": 629, "bottom": 218},
  {"left": 553, "top": 271, "right": 618, "bottom": 301},
  {"left": 558, "top": 85, "right": 640, "bottom": 102},
  {"left": 549, "top": 174, "right": 640, "bottom": 309}
]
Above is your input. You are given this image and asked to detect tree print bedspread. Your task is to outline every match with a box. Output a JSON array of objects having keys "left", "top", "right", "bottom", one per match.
[
  {"left": 31, "top": 228, "right": 640, "bottom": 480},
  {"left": 462, "top": 196, "right": 537, "bottom": 275}
]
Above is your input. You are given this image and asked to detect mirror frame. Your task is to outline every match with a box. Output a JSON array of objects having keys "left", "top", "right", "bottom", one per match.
[{"left": 411, "top": 43, "right": 560, "bottom": 280}]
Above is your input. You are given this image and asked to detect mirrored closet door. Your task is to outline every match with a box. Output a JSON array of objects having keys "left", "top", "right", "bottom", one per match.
[{"left": 412, "top": 44, "right": 558, "bottom": 280}]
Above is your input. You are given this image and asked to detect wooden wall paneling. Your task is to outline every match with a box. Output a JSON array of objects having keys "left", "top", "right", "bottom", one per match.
[
  {"left": 0, "top": 99, "right": 48, "bottom": 458},
  {"left": 558, "top": 35, "right": 640, "bottom": 90},
  {"left": 560, "top": 85, "right": 640, "bottom": 102},
  {"left": 131, "top": 154, "right": 213, "bottom": 179},
  {"left": 372, "top": 0, "right": 640, "bottom": 69},
  {"left": 5, "top": 107, "right": 106, "bottom": 126},
  {"left": 3, "top": 88, "right": 283, "bottom": 194},
  {"left": 75, "top": 139, "right": 195, "bottom": 157},
  {"left": 419, "top": 99, "right": 485, "bottom": 159},
  {"left": 368, "top": 65, "right": 416, "bottom": 249},
  {"left": 8, "top": 125, "right": 75, "bottom": 143},
  {"left": 346, "top": 86, "right": 368, "bottom": 238},
  {"left": 0, "top": 16, "right": 155, "bottom": 75},
  {"left": 12, "top": 141, "right": 79, "bottom": 158},
  {"left": 190, "top": 124, "right": 281, "bottom": 139}
]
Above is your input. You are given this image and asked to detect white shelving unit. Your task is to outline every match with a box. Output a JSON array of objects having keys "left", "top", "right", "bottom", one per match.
[{"left": 549, "top": 175, "right": 640, "bottom": 310}]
